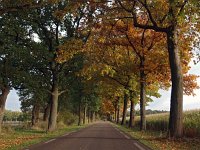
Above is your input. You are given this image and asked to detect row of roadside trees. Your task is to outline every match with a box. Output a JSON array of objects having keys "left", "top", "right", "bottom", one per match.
[{"left": 0, "top": 0, "right": 199, "bottom": 139}]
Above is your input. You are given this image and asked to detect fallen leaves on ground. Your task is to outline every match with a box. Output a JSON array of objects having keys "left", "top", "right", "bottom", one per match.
[
  {"left": 0, "top": 132, "right": 43, "bottom": 150},
  {"left": 131, "top": 130, "right": 200, "bottom": 150}
]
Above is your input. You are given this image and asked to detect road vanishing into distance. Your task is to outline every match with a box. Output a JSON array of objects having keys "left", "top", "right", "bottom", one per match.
[{"left": 25, "top": 121, "right": 151, "bottom": 150}]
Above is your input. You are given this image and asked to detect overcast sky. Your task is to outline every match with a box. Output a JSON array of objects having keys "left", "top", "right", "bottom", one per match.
[{"left": 5, "top": 62, "right": 200, "bottom": 111}]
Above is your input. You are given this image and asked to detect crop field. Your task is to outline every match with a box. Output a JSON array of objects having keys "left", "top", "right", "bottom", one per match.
[{"left": 132, "top": 110, "right": 200, "bottom": 137}]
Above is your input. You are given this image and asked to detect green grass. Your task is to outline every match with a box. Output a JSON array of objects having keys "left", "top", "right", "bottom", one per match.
[{"left": 0, "top": 124, "right": 88, "bottom": 150}]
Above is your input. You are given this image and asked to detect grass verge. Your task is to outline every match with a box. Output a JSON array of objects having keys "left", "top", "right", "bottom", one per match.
[
  {"left": 112, "top": 123, "right": 200, "bottom": 150},
  {"left": 0, "top": 124, "right": 88, "bottom": 150}
]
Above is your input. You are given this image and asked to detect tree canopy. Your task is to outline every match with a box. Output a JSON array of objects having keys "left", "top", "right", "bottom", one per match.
[{"left": 0, "top": 0, "right": 199, "bottom": 139}]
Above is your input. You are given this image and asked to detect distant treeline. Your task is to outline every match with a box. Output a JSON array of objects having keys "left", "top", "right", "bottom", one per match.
[
  {"left": 3, "top": 110, "right": 30, "bottom": 122},
  {"left": 127, "top": 109, "right": 168, "bottom": 116}
]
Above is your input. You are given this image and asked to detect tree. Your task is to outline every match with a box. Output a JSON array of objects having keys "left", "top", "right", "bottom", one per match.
[
  {"left": 115, "top": 0, "right": 199, "bottom": 138},
  {"left": 22, "top": 1, "right": 87, "bottom": 131},
  {"left": 0, "top": 9, "right": 35, "bottom": 132},
  {"left": 86, "top": 18, "right": 171, "bottom": 129},
  {"left": 114, "top": 21, "right": 170, "bottom": 130}
]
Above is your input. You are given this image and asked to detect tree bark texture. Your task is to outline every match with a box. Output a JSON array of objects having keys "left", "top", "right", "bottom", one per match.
[
  {"left": 140, "top": 58, "right": 146, "bottom": 131},
  {"left": 48, "top": 81, "right": 59, "bottom": 132},
  {"left": 0, "top": 87, "right": 10, "bottom": 133},
  {"left": 167, "top": 26, "right": 183, "bottom": 138},
  {"left": 43, "top": 103, "right": 50, "bottom": 122},
  {"left": 129, "top": 93, "right": 135, "bottom": 128},
  {"left": 32, "top": 103, "right": 40, "bottom": 127}
]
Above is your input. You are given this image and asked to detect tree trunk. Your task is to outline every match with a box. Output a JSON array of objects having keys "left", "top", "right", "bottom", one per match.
[
  {"left": 43, "top": 103, "right": 50, "bottom": 122},
  {"left": 140, "top": 58, "right": 146, "bottom": 131},
  {"left": 129, "top": 99, "right": 135, "bottom": 128},
  {"left": 0, "top": 87, "right": 10, "bottom": 133},
  {"left": 78, "top": 103, "right": 81, "bottom": 126},
  {"left": 167, "top": 26, "right": 183, "bottom": 138},
  {"left": 117, "top": 103, "right": 120, "bottom": 124},
  {"left": 32, "top": 103, "right": 40, "bottom": 127},
  {"left": 93, "top": 112, "right": 96, "bottom": 122},
  {"left": 88, "top": 110, "right": 90, "bottom": 123},
  {"left": 121, "top": 92, "right": 128, "bottom": 125},
  {"left": 114, "top": 105, "right": 117, "bottom": 122},
  {"left": 83, "top": 105, "right": 87, "bottom": 124},
  {"left": 48, "top": 82, "right": 59, "bottom": 132},
  {"left": 90, "top": 111, "right": 93, "bottom": 122}
]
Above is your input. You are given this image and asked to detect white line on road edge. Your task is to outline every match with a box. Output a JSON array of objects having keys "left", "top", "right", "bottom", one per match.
[
  {"left": 120, "top": 132, "right": 130, "bottom": 139},
  {"left": 62, "top": 133, "right": 69, "bottom": 137},
  {"left": 45, "top": 139, "right": 55, "bottom": 144},
  {"left": 115, "top": 128, "right": 119, "bottom": 131},
  {"left": 70, "top": 131, "right": 76, "bottom": 134},
  {"left": 61, "top": 130, "right": 76, "bottom": 137},
  {"left": 117, "top": 130, "right": 131, "bottom": 139},
  {"left": 124, "top": 134, "right": 130, "bottom": 139},
  {"left": 134, "top": 142, "right": 145, "bottom": 150}
]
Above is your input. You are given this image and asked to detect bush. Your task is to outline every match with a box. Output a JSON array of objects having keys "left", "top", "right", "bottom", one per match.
[
  {"left": 2, "top": 125, "right": 14, "bottom": 133},
  {"left": 57, "top": 111, "right": 78, "bottom": 126}
]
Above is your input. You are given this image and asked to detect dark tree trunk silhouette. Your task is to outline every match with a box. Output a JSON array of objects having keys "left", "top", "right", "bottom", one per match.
[
  {"left": 83, "top": 105, "right": 87, "bottom": 124},
  {"left": 90, "top": 111, "right": 93, "bottom": 122},
  {"left": 88, "top": 110, "right": 90, "bottom": 123},
  {"left": 93, "top": 112, "right": 96, "bottom": 122},
  {"left": 43, "top": 103, "right": 50, "bottom": 122},
  {"left": 117, "top": 103, "right": 120, "bottom": 124},
  {"left": 140, "top": 58, "right": 146, "bottom": 130},
  {"left": 114, "top": 104, "right": 117, "bottom": 122},
  {"left": 121, "top": 92, "right": 128, "bottom": 125},
  {"left": 32, "top": 103, "right": 40, "bottom": 127},
  {"left": 78, "top": 103, "right": 81, "bottom": 126},
  {"left": 129, "top": 91, "right": 135, "bottom": 128}
]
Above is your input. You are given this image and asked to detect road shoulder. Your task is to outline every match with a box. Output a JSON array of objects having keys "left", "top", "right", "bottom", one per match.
[{"left": 111, "top": 122, "right": 152, "bottom": 150}]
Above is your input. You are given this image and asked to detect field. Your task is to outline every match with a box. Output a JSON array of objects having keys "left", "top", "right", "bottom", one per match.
[
  {"left": 118, "top": 110, "right": 200, "bottom": 150},
  {"left": 132, "top": 109, "right": 200, "bottom": 137}
]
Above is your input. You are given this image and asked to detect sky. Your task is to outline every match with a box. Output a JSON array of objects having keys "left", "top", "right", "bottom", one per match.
[
  {"left": 5, "top": 62, "right": 200, "bottom": 112},
  {"left": 146, "top": 62, "right": 200, "bottom": 111}
]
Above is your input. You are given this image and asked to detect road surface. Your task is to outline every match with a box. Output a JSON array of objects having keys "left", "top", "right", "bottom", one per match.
[{"left": 25, "top": 121, "right": 151, "bottom": 150}]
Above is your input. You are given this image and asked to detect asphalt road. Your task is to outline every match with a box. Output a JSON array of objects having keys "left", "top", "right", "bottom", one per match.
[{"left": 25, "top": 121, "right": 151, "bottom": 150}]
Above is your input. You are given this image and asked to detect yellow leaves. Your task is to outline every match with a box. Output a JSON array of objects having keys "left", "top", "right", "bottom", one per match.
[
  {"left": 98, "top": 37, "right": 106, "bottom": 44},
  {"left": 0, "top": 133, "right": 43, "bottom": 150},
  {"left": 55, "top": 38, "right": 83, "bottom": 63},
  {"left": 115, "top": 19, "right": 127, "bottom": 31},
  {"left": 101, "top": 65, "right": 115, "bottom": 77},
  {"left": 101, "top": 98, "right": 115, "bottom": 114},
  {"left": 80, "top": 63, "right": 100, "bottom": 81},
  {"left": 53, "top": 10, "right": 66, "bottom": 20},
  {"left": 56, "top": 1, "right": 81, "bottom": 15},
  {"left": 183, "top": 74, "right": 199, "bottom": 96}
]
